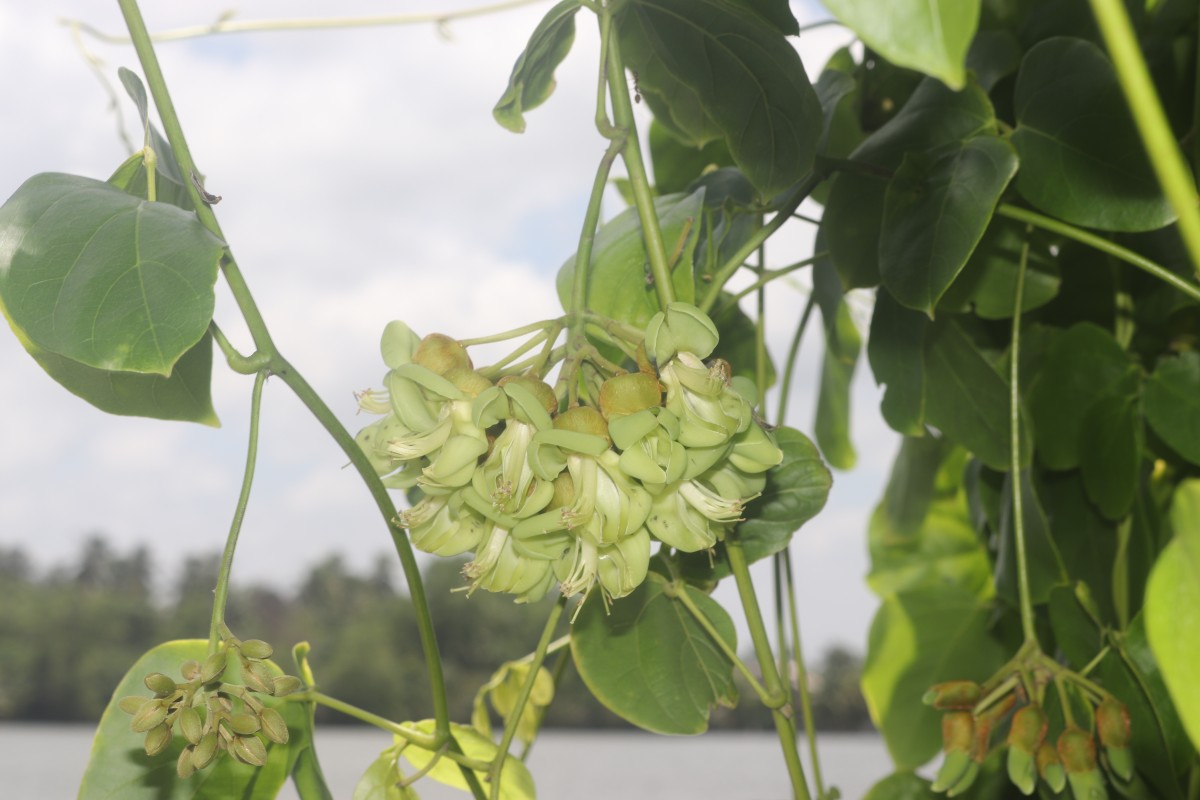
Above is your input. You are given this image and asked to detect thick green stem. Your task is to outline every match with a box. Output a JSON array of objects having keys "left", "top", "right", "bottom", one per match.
[
  {"left": 996, "top": 204, "right": 1200, "bottom": 303},
  {"left": 727, "top": 538, "right": 812, "bottom": 800},
  {"left": 602, "top": 14, "right": 674, "bottom": 309},
  {"left": 570, "top": 138, "right": 625, "bottom": 338},
  {"left": 1009, "top": 235, "right": 1037, "bottom": 644},
  {"left": 488, "top": 596, "right": 566, "bottom": 800},
  {"left": 208, "top": 371, "right": 266, "bottom": 651},
  {"left": 1089, "top": 0, "right": 1200, "bottom": 276}
]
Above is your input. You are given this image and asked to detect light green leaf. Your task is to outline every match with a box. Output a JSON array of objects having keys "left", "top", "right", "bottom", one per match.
[
  {"left": 868, "top": 290, "right": 929, "bottom": 436},
  {"left": 1145, "top": 479, "right": 1200, "bottom": 753},
  {"left": 863, "top": 771, "right": 937, "bottom": 799},
  {"left": 8, "top": 323, "right": 218, "bottom": 425},
  {"left": 923, "top": 319, "right": 1029, "bottom": 471},
  {"left": 0, "top": 173, "right": 224, "bottom": 375},
  {"left": 820, "top": 0, "right": 980, "bottom": 89},
  {"left": 571, "top": 576, "right": 736, "bottom": 734},
  {"left": 1027, "top": 323, "right": 1137, "bottom": 470},
  {"left": 79, "top": 640, "right": 311, "bottom": 800},
  {"left": 492, "top": 0, "right": 580, "bottom": 133},
  {"left": 1012, "top": 37, "right": 1176, "bottom": 232},
  {"left": 401, "top": 721, "right": 535, "bottom": 800},
  {"left": 353, "top": 747, "right": 417, "bottom": 800},
  {"left": 822, "top": 77, "right": 996, "bottom": 289},
  {"left": 861, "top": 585, "right": 1007, "bottom": 769},
  {"left": 1143, "top": 351, "right": 1200, "bottom": 466},
  {"left": 556, "top": 188, "right": 700, "bottom": 329},
  {"left": 616, "top": 0, "right": 822, "bottom": 197},
  {"left": 880, "top": 136, "right": 1019, "bottom": 314}
]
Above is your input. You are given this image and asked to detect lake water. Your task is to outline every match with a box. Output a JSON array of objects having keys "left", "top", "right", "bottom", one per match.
[{"left": 2, "top": 723, "right": 893, "bottom": 799}]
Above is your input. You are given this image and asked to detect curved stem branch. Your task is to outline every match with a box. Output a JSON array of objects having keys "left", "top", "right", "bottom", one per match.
[{"left": 1009, "top": 233, "right": 1037, "bottom": 644}]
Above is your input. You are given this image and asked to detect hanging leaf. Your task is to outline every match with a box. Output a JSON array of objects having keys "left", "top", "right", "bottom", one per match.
[
  {"left": 0, "top": 173, "right": 224, "bottom": 375},
  {"left": 861, "top": 584, "right": 1007, "bottom": 769},
  {"left": 114, "top": 69, "right": 195, "bottom": 211},
  {"left": 1079, "top": 392, "right": 1144, "bottom": 520},
  {"left": 493, "top": 0, "right": 581, "bottom": 133},
  {"left": 1145, "top": 480, "right": 1200, "bottom": 753},
  {"left": 1012, "top": 37, "right": 1176, "bottom": 232},
  {"left": 868, "top": 290, "right": 929, "bottom": 436},
  {"left": 879, "top": 136, "right": 1019, "bottom": 314},
  {"left": 1143, "top": 350, "right": 1200, "bottom": 466},
  {"left": 616, "top": 0, "right": 822, "bottom": 197},
  {"left": 353, "top": 746, "right": 417, "bottom": 800},
  {"left": 814, "top": 263, "right": 861, "bottom": 469},
  {"left": 556, "top": 188, "right": 701, "bottom": 330},
  {"left": 78, "top": 640, "right": 311, "bottom": 800},
  {"left": 570, "top": 575, "right": 737, "bottom": 734},
  {"left": 820, "top": 0, "right": 981, "bottom": 89}
]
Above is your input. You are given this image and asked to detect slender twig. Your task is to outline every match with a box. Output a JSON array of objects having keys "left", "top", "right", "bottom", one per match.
[
  {"left": 716, "top": 254, "right": 825, "bottom": 312},
  {"left": 208, "top": 370, "right": 266, "bottom": 651},
  {"left": 1089, "top": 0, "right": 1200, "bottom": 276},
  {"left": 1008, "top": 232, "right": 1036, "bottom": 644},
  {"left": 776, "top": 296, "right": 817, "bottom": 427},
  {"left": 67, "top": 0, "right": 549, "bottom": 44},
  {"left": 784, "top": 551, "right": 826, "bottom": 800},
  {"left": 458, "top": 318, "right": 563, "bottom": 347}
]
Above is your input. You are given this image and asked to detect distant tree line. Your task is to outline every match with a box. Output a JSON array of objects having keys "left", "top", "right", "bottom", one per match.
[{"left": 0, "top": 536, "right": 872, "bottom": 731}]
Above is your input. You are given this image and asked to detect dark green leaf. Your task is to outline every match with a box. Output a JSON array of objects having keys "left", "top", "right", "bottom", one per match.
[
  {"left": 1145, "top": 479, "right": 1200, "bottom": 753},
  {"left": 880, "top": 136, "right": 1018, "bottom": 314},
  {"left": 0, "top": 173, "right": 223, "bottom": 375},
  {"left": 1048, "top": 583, "right": 1103, "bottom": 670},
  {"left": 1027, "top": 322, "right": 1138, "bottom": 470},
  {"left": 730, "top": 0, "right": 799, "bottom": 36},
  {"left": 965, "top": 29, "right": 1022, "bottom": 92},
  {"left": 9, "top": 323, "right": 218, "bottom": 425},
  {"left": 861, "top": 584, "right": 1006, "bottom": 769},
  {"left": 822, "top": 77, "right": 996, "bottom": 289},
  {"left": 686, "top": 168, "right": 760, "bottom": 285},
  {"left": 814, "top": 69, "right": 859, "bottom": 157},
  {"left": 556, "top": 188, "right": 701, "bottom": 331},
  {"left": 868, "top": 290, "right": 929, "bottom": 436},
  {"left": 939, "top": 219, "right": 1061, "bottom": 319},
  {"left": 709, "top": 294, "right": 775, "bottom": 388},
  {"left": 1037, "top": 470, "right": 1120, "bottom": 624},
  {"left": 814, "top": 262, "right": 861, "bottom": 469},
  {"left": 1079, "top": 393, "right": 1144, "bottom": 520},
  {"left": 1102, "top": 614, "right": 1193, "bottom": 797},
  {"left": 1012, "top": 37, "right": 1176, "bottom": 232},
  {"left": 616, "top": 0, "right": 822, "bottom": 197},
  {"left": 649, "top": 121, "right": 734, "bottom": 196},
  {"left": 492, "top": 0, "right": 580, "bottom": 133},
  {"left": 570, "top": 576, "right": 736, "bottom": 734},
  {"left": 1143, "top": 351, "right": 1200, "bottom": 466},
  {"left": 923, "top": 318, "right": 1029, "bottom": 471},
  {"left": 79, "top": 640, "right": 311, "bottom": 800},
  {"left": 993, "top": 469, "right": 1067, "bottom": 606},
  {"left": 820, "top": 0, "right": 981, "bottom": 89}
]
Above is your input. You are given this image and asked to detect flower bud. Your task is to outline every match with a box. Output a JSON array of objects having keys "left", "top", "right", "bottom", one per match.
[
  {"left": 229, "top": 713, "right": 261, "bottom": 735},
  {"left": 259, "top": 708, "right": 290, "bottom": 745},
  {"left": 413, "top": 333, "right": 472, "bottom": 376},
  {"left": 239, "top": 639, "right": 273, "bottom": 660},
  {"left": 922, "top": 680, "right": 983, "bottom": 710},
  {"left": 144, "top": 672, "right": 177, "bottom": 696},
  {"left": 243, "top": 661, "right": 276, "bottom": 695},
  {"left": 599, "top": 372, "right": 662, "bottom": 418},
  {"left": 131, "top": 700, "right": 169, "bottom": 733},
  {"left": 554, "top": 406, "right": 610, "bottom": 440},
  {"left": 144, "top": 723, "right": 173, "bottom": 757},
  {"left": 200, "top": 651, "right": 227, "bottom": 684},
  {"left": 381, "top": 320, "right": 421, "bottom": 368},
  {"left": 644, "top": 302, "right": 720, "bottom": 365},
  {"left": 1036, "top": 741, "right": 1067, "bottom": 792},
  {"left": 180, "top": 660, "right": 201, "bottom": 681},
  {"left": 119, "top": 695, "right": 150, "bottom": 716},
  {"left": 177, "top": 745, "right": 198, "bottom": 778},
  {"left": 272, "top": 675, "right": 304, "bottom": 697},
  {"left": 231, "top": 734, "right": 267, "bottom": 767},
  {"left": 178, "top": 706, "right": 204, "bottom": 745},
  {"left": 192, "top": 731, "right": 219, "bottom": 770}
]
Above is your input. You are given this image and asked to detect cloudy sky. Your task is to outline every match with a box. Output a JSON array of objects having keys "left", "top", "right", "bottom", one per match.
[{"left": 0, "top": 1, "right": 896, "bottom": 660}]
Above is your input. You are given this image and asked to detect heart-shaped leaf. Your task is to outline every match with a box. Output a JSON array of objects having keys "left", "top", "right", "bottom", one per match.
[
  {"left": 0, "top": 173, "right": 224, "bottom": 375},
  {"left": 1144, "top": 350, "right": 1200, "bottom": 466},
  {"left": 570, "top": 575, "right": 736, "bottom": 734}
]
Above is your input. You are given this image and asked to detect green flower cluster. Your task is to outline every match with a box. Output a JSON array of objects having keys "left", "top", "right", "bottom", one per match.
[
  {"left": 356, "top": 303, "right": 783, "bottom": 606},
  {"left": 120, "top": 637, "right": 301, "bottom": 778}
]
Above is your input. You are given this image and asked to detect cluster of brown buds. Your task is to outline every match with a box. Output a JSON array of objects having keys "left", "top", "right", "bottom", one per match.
[
  {"left": 925, "top": 680, "right": 1132, "bottom": 797},
  {"left": 120, "top": 637, "right": 303, "bottom": 778}
]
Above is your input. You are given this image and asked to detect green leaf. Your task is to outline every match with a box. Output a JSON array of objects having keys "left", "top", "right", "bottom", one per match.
[
  {"left": 492, "top": 0, "right": 580, "bottom": 133},
  {"left": 1012, "top": 37, "right": 1176, "bottom": 232},
  {"left": 353, "top": 747, "right": 415, "bottom": 800},
  {"left": 1027, "top": 322, "right": 1138, "bottom": 470},
  {"left": 79, "top": 640, "right": 311, "bottom": 800},
  {"left": 0, "top": 173, "right": 224, "bottom": 375},
  {"left": 993, "top": 469, "right": 1067, "bottom": 606},
  {"left": 114, "top": 68, "right": 194, "bottom": 210},
  {"left": 8, "top": 323, "right": 218, "bottom": 425},
  {"left": 648, "top": 120, "right": 734, "bottom": 196},
  {"left": 814, "top": 264, "right": 861, "bottom": 469},
  {"left": 1102, "top": 614, "right": 1192, "bottom": 799},
  {"left": 570, "top": 576, "right": 736, "bottom": 734},
  {"left": 820, "top": 0, "right": 980, "bottom": 89},
  {"left": 1037, "top": 470, "right": 1120, "bottom": 624},
  {"left": 1079, "top": 393, "right": 1143, "bottom": 520},
  {"left": 822, "top": 77, "right": 996, "bottom": 289},
  {"left": 923, "top": 318, "right": 1029, "bottom": 471},
  {"left": 291, "top": 745, "right": 334, "bottom": 800},
  {"left": 880, "top": 136, "right": 1019, "bottom": 314},
  {"left": 616, "top": 0, "right": 822, "bottom": 197},
  {"left": 938, "top": 219, "right": 1061, "bottom": 319},
  {"left": 709, "top": 294, "right": 775, "bottom": 388},
  {"left": 1143, "top": 350, "right": 1200, "bottom": 466},
  {"left": 731, "top": 0, "right": 799, "bottom": 36},
  {"left": 863, "top": 771, "right": 938, "bottom": 799},
  {"left": 400, "top": 721, "right": 535, "bottom": 800},
  {"left": 688, "top": 169, "right": 760, "bottom": 283},
  {"left": 1145, "top": 479, "right": 1200, "bottom": 753},
  {"left": 861, "top": 585, "right": 1007, "bottom": 769},
  {"left": 1048, "top": 583, "right": 1104, "bottom": 670},
  {"left": 556, "top": 188, "right": 700, "bottom": 329},
  {"left": 868, "top": 290, "right": 929, "bottom": 436}
]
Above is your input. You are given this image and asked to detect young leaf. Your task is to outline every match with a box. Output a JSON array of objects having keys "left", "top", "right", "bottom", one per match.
[
  {"left": 1143, "top": 351, "right": 1200, "bottom": 466},
  {"left": 820, "top": 0, "right": 981, "bottom": 90},
  {"left": 492, "top": 0, "right": 581, "bottom": 133},
  {"left": 570, "top": 575, "right": 736, "bottom": 734},
  {"left": 1012, "top": 37, "right": 1176, "bottom": 232},
  {"left": 879, "top": 136, "right": 1018, "bottom": 314},
  {"left": 616, "top": 0, "right": 822, "bottom": 198},
  {"left": 0, "top": 173, "right": 224, "bottom": 375},
  {"left": 353, "top": 747, "right": 415, "bottom": 800},
  {"left": 79, "top": 640, "right": 310, "bottom": 800},
  {"left": 400, "top": 721, "right": 535, "bottom": 800},
  {"left": 861, "top": 584, "right": 1006, "bottom": 769}
]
